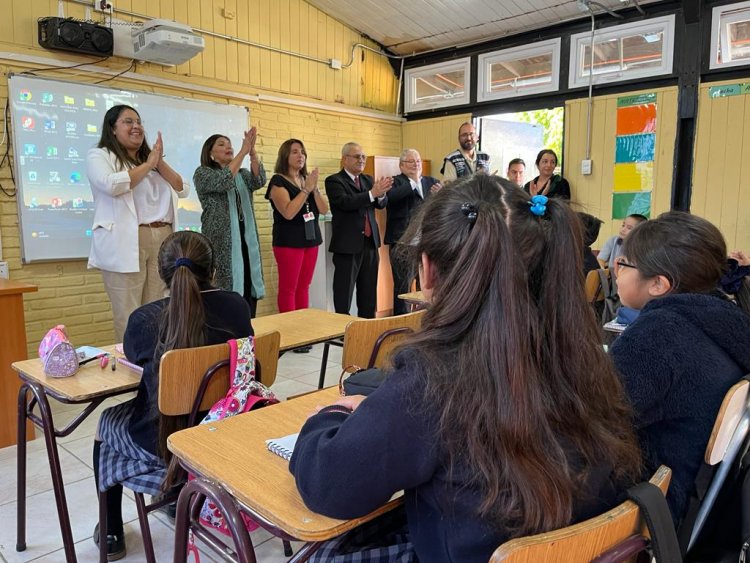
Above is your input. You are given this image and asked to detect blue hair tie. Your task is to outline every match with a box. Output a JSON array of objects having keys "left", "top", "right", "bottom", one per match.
[
  {"left": 175, "top": 257, "right": 194, "bottom": 270},
  {"left": 529, "top": 194, "right": 548, "bottom": 216}
]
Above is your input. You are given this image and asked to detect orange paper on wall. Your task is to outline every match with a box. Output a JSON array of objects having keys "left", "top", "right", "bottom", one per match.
[{"left": 616, "top": 104, "right": 657, "bottom": 136}]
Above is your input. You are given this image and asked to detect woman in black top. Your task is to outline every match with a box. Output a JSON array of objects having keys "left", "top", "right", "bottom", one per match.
[
  {"left": 265, "top": 139, "right": 329, "bottom": 314},
  {"left": 524, "top": 149, "right": 571, "bottom": 200}
]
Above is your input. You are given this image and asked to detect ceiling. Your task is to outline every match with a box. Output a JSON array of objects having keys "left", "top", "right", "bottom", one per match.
[{"left": 307, "top": 0, "right": 665, "bottom": 56}]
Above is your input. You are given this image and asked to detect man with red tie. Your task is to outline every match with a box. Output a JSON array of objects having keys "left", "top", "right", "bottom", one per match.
[{"left": 326, "top": 142, "right": 393, "bottom": 318}]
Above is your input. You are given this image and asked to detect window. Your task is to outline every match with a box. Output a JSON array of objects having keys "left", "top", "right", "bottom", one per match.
[
  {"left": 711, "top": 1, "right": 750, "bottom": 70},
  {"left": 404, "top": 58, "right": 471, "bottom": 114},
  {"left": 569, "top": 15, "right": 675, "bottom": 88},
  {"left": 477, "top": 39, "right": 561, "bottom": 102}
]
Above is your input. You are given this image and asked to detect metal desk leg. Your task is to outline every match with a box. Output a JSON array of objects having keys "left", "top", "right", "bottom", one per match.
[
  {"left": 317, "top": 342, "right": 331, "bottom": 389},
  {"left": 17, "top": 381, "right": 78, "bottom": 562}
]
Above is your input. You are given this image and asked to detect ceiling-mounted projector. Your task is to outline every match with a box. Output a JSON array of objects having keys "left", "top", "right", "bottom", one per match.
[{"left": 132, "top": 19, "right": 204, "bottom": 65}]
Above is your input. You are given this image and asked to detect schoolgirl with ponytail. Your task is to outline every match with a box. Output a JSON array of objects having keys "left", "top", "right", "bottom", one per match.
[
  {"left": 289, "top": 175, "right": 641, "bottom": 563},
  {"left": 92, "top": 231, "right": 252, "bottom": 559}
]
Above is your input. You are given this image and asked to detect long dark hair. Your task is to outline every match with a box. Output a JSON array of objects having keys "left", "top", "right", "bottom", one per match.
[
  {"left": 97, "top": 104, "right": 151, "bottom": 170},
  {"left": 274, "top": 138, "right": 308, "bottom": 177},
  {"left": 154, "top": 231, "right": 216, "bottom": 473},
  {"left": 623, "top": 211, "right": 743, "bottom": 305},
  {"left": 199, "top": 134, "right": 229, "bottom": 170},
  {"left": 399, "top": 175, "right": 641, "bottom": 536}
]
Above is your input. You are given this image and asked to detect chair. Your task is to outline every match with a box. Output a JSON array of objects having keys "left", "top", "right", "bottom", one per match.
[
  {"left": 489, "top": 465, "right": 672, "bottom": 563},
  {"left": 98, "top": 332, "right": 281, "bottom": 563},
  {"left": 319, "top": 310, "right": 426, "bottom": 388},
  {"left": 683, "top": 377, "right": 750, "bottom": 552},
  {"left": 585, "top": 269, "right": 606, "bottom": 304}
]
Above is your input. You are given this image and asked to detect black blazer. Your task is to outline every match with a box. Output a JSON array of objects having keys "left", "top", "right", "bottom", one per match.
[
  {"left": 385, "top": 174, "right": 439, "bottom": 245},
  {"left": 326, "top": 169, "right": 387, "bottom": 253}
]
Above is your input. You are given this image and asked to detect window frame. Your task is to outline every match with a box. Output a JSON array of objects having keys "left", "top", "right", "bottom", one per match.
[
  {"left": 710, "top": 1, "right": 750, "bottom": 70},
  {"left": 404, "top": 58, "right": 471, "bottom": 114},
  {"left": 568, "top": 14, "right": 675, "bottom": 89},
  {"left": 477, "top": 38, "right": 562, "bottom": 102}
]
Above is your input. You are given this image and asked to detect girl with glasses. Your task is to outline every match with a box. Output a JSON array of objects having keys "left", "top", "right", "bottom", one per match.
[{"left": 610, "top": 211, "right": 750, "bottom": 526}]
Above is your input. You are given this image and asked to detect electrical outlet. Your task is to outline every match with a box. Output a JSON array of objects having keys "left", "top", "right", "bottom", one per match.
[
  {"left": 94, "top": 0, "right": 113, "bottom": 13},
  {"left": 0, "top": 261, "right": 8, "bottom": 279},
  {"left": 581, "top": 159, "right": 593, "bottom": 175}
]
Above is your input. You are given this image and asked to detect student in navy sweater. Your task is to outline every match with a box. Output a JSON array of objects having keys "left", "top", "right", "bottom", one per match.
[
  {"left": 290, "top": 176, "right": 642, "bottom": 562},
  {"left": 610, "top": 212, "right": 750, "bottom": 525}
]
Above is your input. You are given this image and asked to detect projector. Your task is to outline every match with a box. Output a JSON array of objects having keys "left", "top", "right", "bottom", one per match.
[{"left": 132, "top": 19, "right": 204, "bottom": 65}]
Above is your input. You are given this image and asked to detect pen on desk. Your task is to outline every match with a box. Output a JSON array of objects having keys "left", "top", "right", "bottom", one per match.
[{"left": 111, "top": 356, "right": 117, "bottom": 371}]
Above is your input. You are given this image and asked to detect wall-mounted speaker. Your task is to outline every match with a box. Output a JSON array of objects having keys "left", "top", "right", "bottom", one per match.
[{"left": 38, "top": 17, "right": 114, "bottom": 57}]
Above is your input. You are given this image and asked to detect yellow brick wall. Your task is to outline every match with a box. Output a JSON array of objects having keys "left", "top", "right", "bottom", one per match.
[{"left": 0, "top": 0, "right": 401, "bottom": 356}]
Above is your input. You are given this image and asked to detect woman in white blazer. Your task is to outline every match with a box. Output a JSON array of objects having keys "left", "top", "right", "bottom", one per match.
[{"left": 86, "top": 104, "right": 189, "bottom": 341}]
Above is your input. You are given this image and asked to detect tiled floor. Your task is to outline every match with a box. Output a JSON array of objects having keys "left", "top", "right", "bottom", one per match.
[{"left": 0, "top": 344, "right": 343, "bottom": 562}]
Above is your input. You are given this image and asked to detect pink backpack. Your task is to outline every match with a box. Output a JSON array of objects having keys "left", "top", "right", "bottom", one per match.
[{"left": 38, "top": 325, "right": 79, "bottom": 378}]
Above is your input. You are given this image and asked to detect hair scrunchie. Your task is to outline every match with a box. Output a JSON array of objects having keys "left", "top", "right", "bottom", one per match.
[
  {"left": 175, "top": 257, "right": 194, "bottom": 270},
  {"left": 529, "top": 194, "right": 548, "bottom": 216}
]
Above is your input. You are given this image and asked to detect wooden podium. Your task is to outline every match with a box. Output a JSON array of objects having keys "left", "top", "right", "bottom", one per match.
[{"left": 0, "top": 280, "right": 38, "bottom": 447}]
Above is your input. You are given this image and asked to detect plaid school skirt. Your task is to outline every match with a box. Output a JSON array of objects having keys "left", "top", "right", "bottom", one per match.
[
  {"left": 308, "top": 507, "right": 416, "bottom": 563},
  {"left": 97, "top": 399, "right": 166, "bottom": 495}
]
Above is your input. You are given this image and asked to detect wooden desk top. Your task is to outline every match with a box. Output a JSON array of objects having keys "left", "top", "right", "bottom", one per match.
[
  {"left": 252, "top": 308, "right": 355, "bottom": 351},
  {"left": 397, "top": 290, "right": 427, "bottom": 305},
  {"left": 12, "top": 345, "right": 141, "bottom": 402},
  {"left": 0, "top": 279, "right": 38, "bottom": 296},
  {"left": 168, "top": 387, "right": 401, "bottom": 541}
]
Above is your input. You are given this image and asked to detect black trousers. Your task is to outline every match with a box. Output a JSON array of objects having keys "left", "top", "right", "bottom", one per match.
[
  {"left": 332, "top": 239, "right": 379, "bottom": 318},
  {"left": 239, "top": 218, "right": 258, "bottom": 318},
  {"left": 390, "top": 245, "right": 416, "bottom": 316}
]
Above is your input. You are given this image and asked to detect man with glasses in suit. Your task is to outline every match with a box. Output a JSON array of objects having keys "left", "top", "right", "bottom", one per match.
[
  {"left": 326, "top": 142, "right": 393, "bottom": 318},
  {"left": 387, "top": 149, "right": 441, "bottom": 315}
]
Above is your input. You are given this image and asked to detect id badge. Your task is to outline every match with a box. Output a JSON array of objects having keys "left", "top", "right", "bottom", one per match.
[{"left": 303, "top": 212, "right": 316, "bottom": 240}]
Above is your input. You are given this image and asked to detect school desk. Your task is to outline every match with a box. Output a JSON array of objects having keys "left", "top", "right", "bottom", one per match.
[
  {"left": 12, "top": 345, "right": 140, "bottom": 563},
  {"left": 168, "top": 386, "right": 403, "bottom": 562}
]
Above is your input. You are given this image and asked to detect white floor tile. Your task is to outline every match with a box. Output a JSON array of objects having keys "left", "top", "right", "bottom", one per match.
[
  {"left": 0, "top": 437, "right": 92, "bottom": 506},
  {"left": 268, "top": 379, "right": 317, "bottom": 401},
  {"left": 0, "top": 476, "right": 137, "bottom": 562}
]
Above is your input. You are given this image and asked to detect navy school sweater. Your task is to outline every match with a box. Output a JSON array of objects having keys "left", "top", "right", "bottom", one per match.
[
  {"left": 610, "top": 292, "right": 750, "bottom": 523},
  {"left": 290, "top": 349, "right": 627, "bottom": 562}
]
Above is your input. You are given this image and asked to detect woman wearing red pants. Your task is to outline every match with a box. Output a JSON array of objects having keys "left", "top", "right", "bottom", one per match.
[{"left": 266, "top": 139, "right": 329, "bottom": 351}]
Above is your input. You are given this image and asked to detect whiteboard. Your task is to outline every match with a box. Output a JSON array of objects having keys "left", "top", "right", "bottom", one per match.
[{"left": 8, "top": 74, "right": 250, "bottom": 262}]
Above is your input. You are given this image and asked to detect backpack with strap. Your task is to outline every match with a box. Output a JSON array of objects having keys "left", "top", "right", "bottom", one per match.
[{"left": 189, "top": 336, "right": 279, "bottom": 549}]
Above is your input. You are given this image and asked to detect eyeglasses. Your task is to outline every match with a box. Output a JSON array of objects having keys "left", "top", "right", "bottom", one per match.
[
  {"left": 346, "top": 154, "right": 367, "bottom": 161},
  {"left": 118, "top": 118, "right": 143, "bottom": 127},
  {"left": 401, "top": 159, "right": 421, "bottom": 165},
  {"left": 614, "top": 258, "right": 637, "bottom": 275}
]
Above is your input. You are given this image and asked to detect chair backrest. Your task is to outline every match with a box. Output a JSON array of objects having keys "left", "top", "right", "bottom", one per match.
[
  {"left": 158, "top": 342, "right": 231, "bottom": 416},
  {"left": 685, "top": 376, "right": 750, "bottom": 551},
  {"left": 158, "top": 333, "right": 279, "bottom": 416},
  {"left": 585, "top": 269, "right": 605, "bottom": 303},
  {"left": 489, "top": 465, "right": 672, "bottom": 563},
  {"left": 341, "top": 310, "right": 426, "bottom": 370},
  {"left": 705, "top": 378, "right": 750, "bottom": 465},
  {"left": 254, "top": 331, "right": 281, "bottom": 387}
]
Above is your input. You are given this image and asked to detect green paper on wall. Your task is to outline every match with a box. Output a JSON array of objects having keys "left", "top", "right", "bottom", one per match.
[{"left": 612, "top": 192, "right": 651, "bottom": 219}]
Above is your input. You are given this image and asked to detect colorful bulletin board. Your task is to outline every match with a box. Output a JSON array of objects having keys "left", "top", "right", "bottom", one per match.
[{"left": 612, "top": 93, "right": 656, "bottom": 219}]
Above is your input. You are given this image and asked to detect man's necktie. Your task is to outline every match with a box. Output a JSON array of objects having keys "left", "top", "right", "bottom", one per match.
[{"left": 355, "top": 176, "right": 372, "bottom": 238}]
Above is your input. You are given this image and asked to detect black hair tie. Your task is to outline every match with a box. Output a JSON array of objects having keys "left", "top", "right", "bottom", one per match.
[{"left": 461, "top": 202, "right": 478, "bottom": 226}]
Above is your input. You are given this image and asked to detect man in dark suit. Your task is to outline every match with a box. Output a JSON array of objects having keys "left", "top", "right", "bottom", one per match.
[
  {"left": 386, "top": 149, "right": 442, "bottom": 315},
  {"left": 326, "top": 142, "right": 393, "bottom": 318}
]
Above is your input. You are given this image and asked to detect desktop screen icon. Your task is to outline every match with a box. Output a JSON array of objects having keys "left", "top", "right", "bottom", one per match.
[{"left": 19, "top": 90, "right": 32, "bottom": 102}]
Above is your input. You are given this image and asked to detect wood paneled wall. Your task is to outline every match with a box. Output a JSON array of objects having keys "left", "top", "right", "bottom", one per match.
[
  {"left": 691, "top": 79, "right": 750, "bottom": 251},
  {"left": 564, "top": 86, "right": 678, "bottom": 245}
]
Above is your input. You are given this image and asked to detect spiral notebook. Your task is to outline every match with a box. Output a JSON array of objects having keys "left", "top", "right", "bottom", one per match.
[{"left": 265, "top": 433, "right": 299, "bottom": 461}]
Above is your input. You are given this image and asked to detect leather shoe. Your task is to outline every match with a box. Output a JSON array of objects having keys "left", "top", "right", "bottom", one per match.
[{"left": 93, "top": 523, "right": 126, "bottom": 561}]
